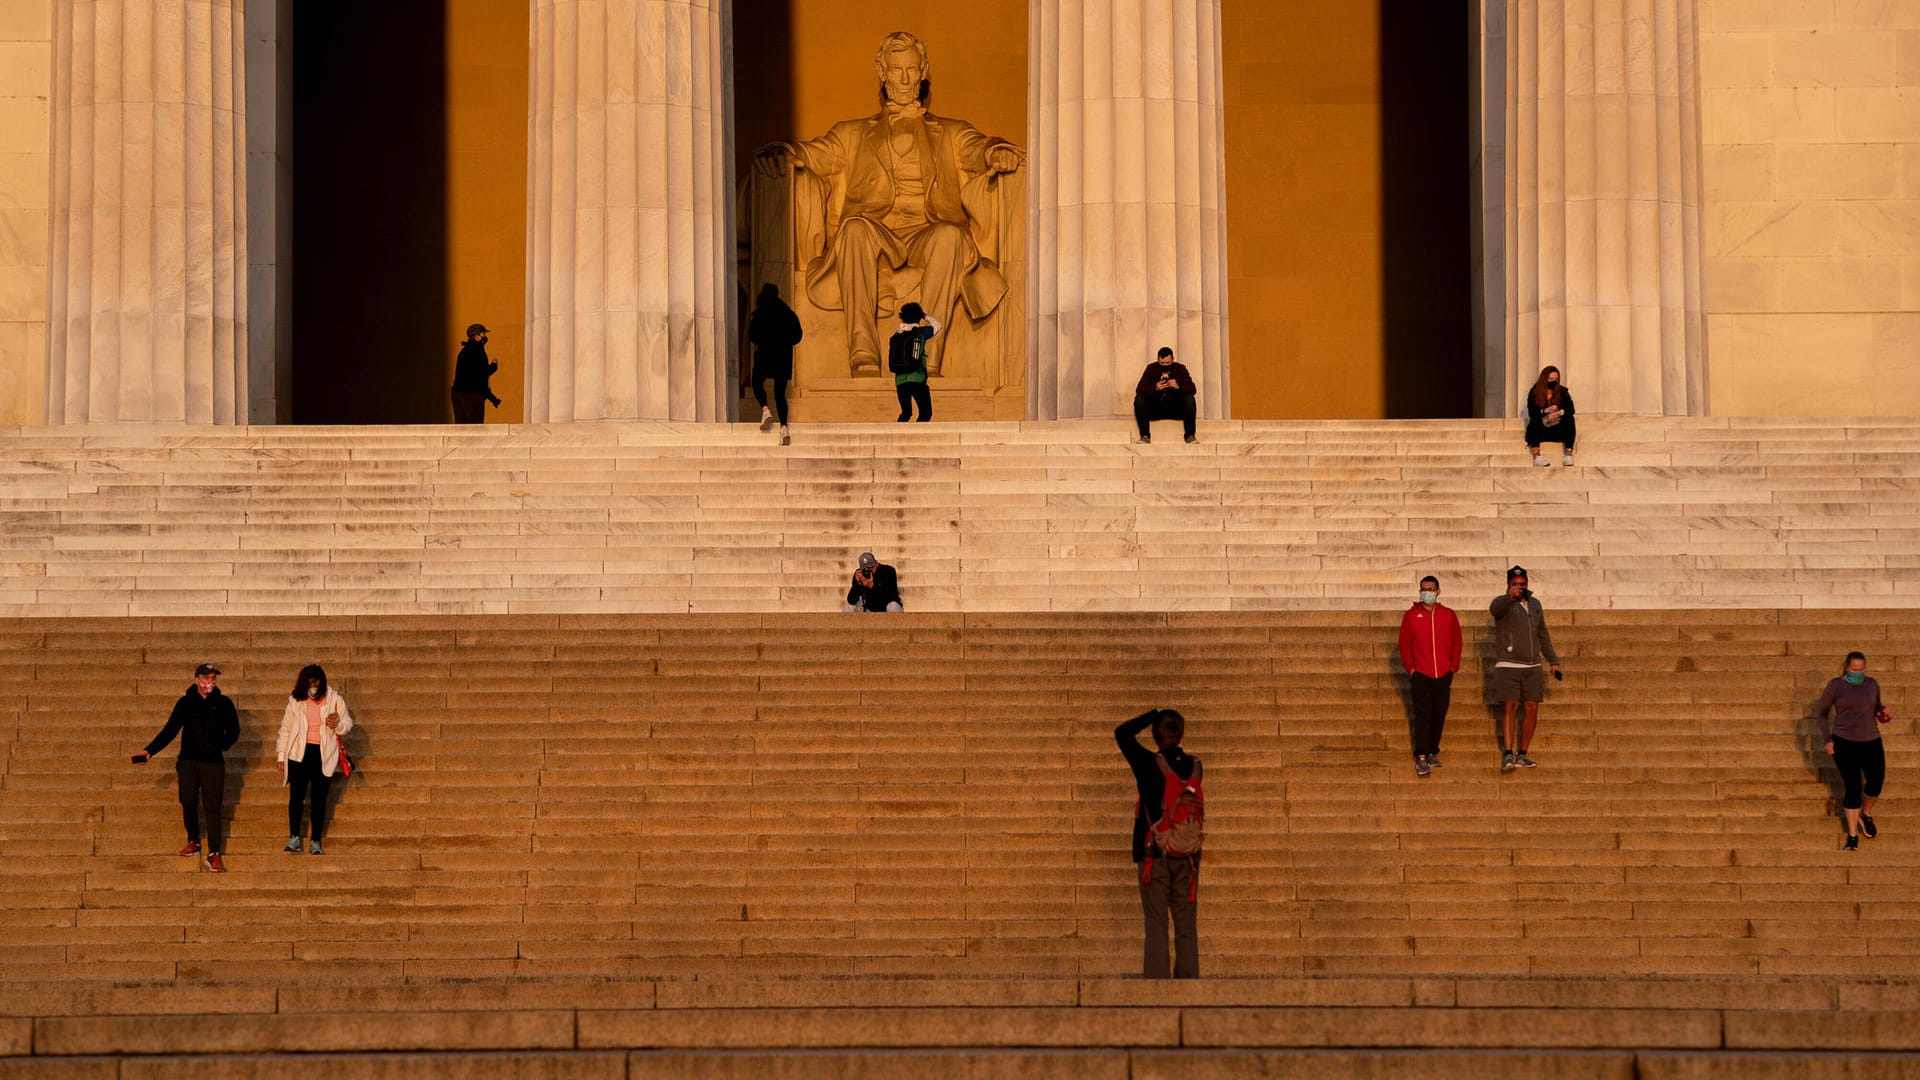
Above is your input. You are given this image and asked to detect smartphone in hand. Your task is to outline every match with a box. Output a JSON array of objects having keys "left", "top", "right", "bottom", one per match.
[
  {"left": 1552, "top": 669, "right": 1563, "bottom": 681},
  {"left": 131, "top": 751, "right": 149, "bottom": 764}
]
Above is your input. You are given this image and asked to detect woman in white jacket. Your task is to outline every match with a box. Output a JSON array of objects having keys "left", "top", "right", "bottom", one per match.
[{"left": 276, "top": 664, "right": 353, "bottom": 855}]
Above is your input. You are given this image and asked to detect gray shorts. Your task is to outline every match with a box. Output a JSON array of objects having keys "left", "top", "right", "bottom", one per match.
[{"left": 1489, "top": 664, "right": 1546, "bottom": 703}]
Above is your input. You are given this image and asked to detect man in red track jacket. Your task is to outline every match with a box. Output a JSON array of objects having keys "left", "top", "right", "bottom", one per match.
[{"left": 1397, "top": 574, "right": 1462, "bottom": 777}]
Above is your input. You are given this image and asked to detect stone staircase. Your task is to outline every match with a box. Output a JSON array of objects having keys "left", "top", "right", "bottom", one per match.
[
  {"left": 2, "top": 417, "right": 1918, "bottom": 616},
  {"left": 2, "top": 611, "right": 1917, "bottom": 1073}
]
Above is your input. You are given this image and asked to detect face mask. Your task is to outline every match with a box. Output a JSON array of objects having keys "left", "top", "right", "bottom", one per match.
[
  {"left": 1419, "top": 590, "right": 1437, "bottom": 605},
  {"left": 308, "top": 686, "right": 323, "bottom": 699},
  {"left": 1844, "top": 671, "right": 1866, "bottom": 686}
]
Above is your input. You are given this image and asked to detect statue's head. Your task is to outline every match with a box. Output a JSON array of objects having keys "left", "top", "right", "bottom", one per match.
[{"left": 875, "top": 32, "right": 930, "bottom": 107}]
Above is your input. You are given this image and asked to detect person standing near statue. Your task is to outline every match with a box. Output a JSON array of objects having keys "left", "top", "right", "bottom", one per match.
[
  {"left": 890, "top": 303, "right": 939, "bottom": 422},
  {"left": 746, "top": 283, "right": 803, "bottom": 445},
  {"left": 451, "top": 323, "right": 501, "bottom": 423},
  {"left": 754, "top": 32, "right": 1024, "bottom": 377}
]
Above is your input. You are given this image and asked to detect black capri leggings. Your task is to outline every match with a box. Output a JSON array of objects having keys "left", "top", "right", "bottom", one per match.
[{"left": 1832, "top": 735, "right": 1886, "bottom": 811}]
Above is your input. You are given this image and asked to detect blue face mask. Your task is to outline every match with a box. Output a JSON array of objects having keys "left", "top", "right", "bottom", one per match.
[
  {"left": 1419, "top": 590, "right": 1438, "bottom": 605},
  {"left": 1844, "top": 671, "right": 1866, "bottom": 686}
]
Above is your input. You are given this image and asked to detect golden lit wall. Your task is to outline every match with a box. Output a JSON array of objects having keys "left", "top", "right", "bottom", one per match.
[
  {"left": 0, "top": 0, "right": 50, "bottom": 426},
  {"left": 446, "top": 0, "right": 529, "bottom": 423},
  {"left": 1698, "top": 1, "right": 1920, "bottom": 416},
  {"left": 1222, "top": 3, "right": 1384, "bottom": 419}
]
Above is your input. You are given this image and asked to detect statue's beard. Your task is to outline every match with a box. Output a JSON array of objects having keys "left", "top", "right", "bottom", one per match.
[{"left": 886, "top": 84, "right": 919, "bottom": 106}]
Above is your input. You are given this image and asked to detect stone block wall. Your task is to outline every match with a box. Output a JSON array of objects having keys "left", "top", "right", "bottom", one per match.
[
  {"left": 0, "top": 0, "right": 50, "bottom": 426},
  {"left": 1700, "top": 0, "right": 1920, "bottom": 415}
]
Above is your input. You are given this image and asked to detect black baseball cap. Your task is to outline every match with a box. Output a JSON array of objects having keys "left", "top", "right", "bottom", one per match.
[
  {"left": 194, "top": 664, "right": 221, "bottom": 676},
  {"left": 466, "top": 323, "right": 490, "bottom": 337},
  {"left": 1506, "top": 565, "right": 1528, "bottom": 583}
]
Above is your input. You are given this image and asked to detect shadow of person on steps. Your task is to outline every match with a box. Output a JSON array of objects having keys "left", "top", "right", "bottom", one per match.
[{"left": 1793, "top": 674, "right": 1846, "bottom": 831}]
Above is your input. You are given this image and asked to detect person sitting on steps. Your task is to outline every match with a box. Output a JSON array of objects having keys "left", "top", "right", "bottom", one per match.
[{"left": 1133, "top": 347, "right": 1198, "bottom": 444}]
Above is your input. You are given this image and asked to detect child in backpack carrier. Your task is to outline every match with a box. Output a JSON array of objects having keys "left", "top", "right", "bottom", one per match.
[
  {"left": 888, "top": 302, "right": 939, "bottom": 422},
  {"left": 1115, "top": 707, "right": 1203, "bottom": 979}
]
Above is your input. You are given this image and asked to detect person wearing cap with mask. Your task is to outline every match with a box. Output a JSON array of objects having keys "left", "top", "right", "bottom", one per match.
[
  {"left": 132, "top": 663, "right": 241, "bottom": 873},
  {"left": 843, "top": 552, "right": 903, "bottom": 612},
  {"left": 1489, "top": 565, "right": 1561, "bottom": 770},
  {"left": 451, "top": 322, "right": 502, "bottom": 423},
  {"left": 1398, "top": 574, "right": 1462, "bottom": 777}
]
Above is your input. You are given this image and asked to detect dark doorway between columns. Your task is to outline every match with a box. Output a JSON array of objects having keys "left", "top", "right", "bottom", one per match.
[
  {"left": 1380, "top": 0, "right": 1474, "bottom": 419},
  {"left": 290, "top": 3, "right": 450, "bottom": 424}
]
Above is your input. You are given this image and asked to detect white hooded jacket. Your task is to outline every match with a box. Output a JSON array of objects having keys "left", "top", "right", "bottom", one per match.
[{"left": 276, "top": 688, "right": 354, "bottom": 782}]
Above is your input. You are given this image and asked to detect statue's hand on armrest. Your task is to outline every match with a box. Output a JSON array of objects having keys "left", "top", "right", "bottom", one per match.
[
  {"left": 754, "top": 142, "right": 800, "bottom": 178},
  {"left": 985, "top": 144, "right": 1025, "bottom": 176}
]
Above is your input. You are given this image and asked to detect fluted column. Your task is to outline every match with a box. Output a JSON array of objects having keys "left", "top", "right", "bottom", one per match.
[
  {"left": 1028, "top": 0, "right": 1229, "bottom": 421},
  {"left": 1502, "top": 0, "right": 1707, "bottom": 416},
  {"left": 47, "top": 0, "right": 249, "bottom": 424},
  {"left": 525, "top": 0, "right": 735, "bottom": 422}
]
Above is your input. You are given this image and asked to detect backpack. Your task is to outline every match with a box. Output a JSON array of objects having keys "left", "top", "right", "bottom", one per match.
[
  {"left": 1145, "top": 753, "right": 1203, "bottom": 857},
  {"left": 887, "top": 328, "right": 924, "bottom": 374}
]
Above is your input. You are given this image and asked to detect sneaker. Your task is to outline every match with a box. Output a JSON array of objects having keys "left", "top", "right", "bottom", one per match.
[
  {"left": 1501, "top": 751, "right": 1516, "bottom": 772},
  {"left": 1138, "top": 435, "right": 1151, "bottom": 445},
  {"left": 1562, "top": 450, "right": 1575, "bottom": 466},
  {"left": 1428, "top": 755, "right": 1443, "bottom": 768},
  {"left": 1415, "top": 755, "right": 1432, "bottom": 777},
  {"left": 1184, "top": 435, "right": 1198, "bottom": 444},
  {"left": 178, "top": 841, "right": 201, "bottom": 857},
  {"left": 1532, "top": 454, "right": 1550, "bottom": 468},
  {"left": 283, "top": 836, "right": 302, "bottom": 853},
  {"left": 309, "top": 841, "right": 323, "bottom": 856},
  {"left": 1517, "top": 752, "right": 1538, "bottom": 768},
  {"left": 1845, "top": 834, "right": 1859, "bottom": 851},
  {"left": 779, "top": 426, "right": 791, "bottom": 447},
  {"left": 758, "top": 407, "right": 774, "bottom": 432},
  {"left": 1861, "top": 815, "right": 1877, "bottom": 839},
  {"left": 206, "top": 853, "right": 226, "bottom": 874}
]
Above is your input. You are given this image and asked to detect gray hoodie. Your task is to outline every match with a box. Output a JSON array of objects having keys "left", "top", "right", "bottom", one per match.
[{"left": 1490, "top": 592, "right": 1559, "bottom": 667}]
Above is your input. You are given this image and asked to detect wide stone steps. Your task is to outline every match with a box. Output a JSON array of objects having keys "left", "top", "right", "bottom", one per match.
[
  {"left": 4, "top": 418, "right": 1920, "bottom": 614},
  {"left": 0, "top": 612, "right": 1913, "bottom": 994}
]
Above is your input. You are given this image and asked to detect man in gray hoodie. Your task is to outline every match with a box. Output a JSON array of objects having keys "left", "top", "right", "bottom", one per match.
[{"left": 1489, "top": 565, "right": 1561, "bottom": 771}]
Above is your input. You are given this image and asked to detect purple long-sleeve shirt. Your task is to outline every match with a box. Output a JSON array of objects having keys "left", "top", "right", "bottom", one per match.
[{"left": 1817, "top": 676, "right": 1884, "bottom": 743}]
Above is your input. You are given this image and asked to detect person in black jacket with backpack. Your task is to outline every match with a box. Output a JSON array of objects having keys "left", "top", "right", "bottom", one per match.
[
  {"left": 132, "top": 663, "right": 241, "bottom": 873},
  {"left": 1117, "top": 708, "right": 1202, "bottom": 978}
]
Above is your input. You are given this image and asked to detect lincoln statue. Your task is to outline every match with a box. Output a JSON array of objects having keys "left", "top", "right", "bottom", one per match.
[{"left": 754, "top": 32, "right": 1025, "bottom": 377}]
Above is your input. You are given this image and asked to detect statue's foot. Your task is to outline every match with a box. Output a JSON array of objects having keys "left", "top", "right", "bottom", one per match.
[{"left": 851, "top": 352, "right": 880, "bottom": 375}]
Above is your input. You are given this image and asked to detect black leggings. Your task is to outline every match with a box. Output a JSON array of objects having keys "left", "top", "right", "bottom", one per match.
[
  {"left": 288, "top": 745, "right": 335, "bottom": 842},
  {"left": 750, "top": 372, "right": 789, "bottom": 425},
  {"left": 1832, "top": 735, "right": 1886, "bottom": 811},
  {"left": 896, "top": 381, "right": 931, "bottom": 422}
]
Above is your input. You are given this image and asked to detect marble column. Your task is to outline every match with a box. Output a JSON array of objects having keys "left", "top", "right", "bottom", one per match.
[
  {"left": 1501, "top": 0, "right": 1707, "bottom": 416},
  {"left": 47, "top": 0, "right": 249, "bottom": 424},
  {"left": 525, "top": 0, "right": 735, "bottom": 422},
  {"left": 1028, "top": 0, "right": 1230, "bottom": 421}
]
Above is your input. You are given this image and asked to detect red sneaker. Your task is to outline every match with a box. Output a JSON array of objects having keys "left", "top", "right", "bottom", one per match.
[
  {"left": 178, "top": 841, "right": 201, "bottom": 857},
  {"left": 206, "top": 853, "right": 227, "bottom": 874}
]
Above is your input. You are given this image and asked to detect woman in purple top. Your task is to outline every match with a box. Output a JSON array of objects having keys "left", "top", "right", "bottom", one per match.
[{"left": 1817, "top": 651, "right": 1892, "bottom": 851}]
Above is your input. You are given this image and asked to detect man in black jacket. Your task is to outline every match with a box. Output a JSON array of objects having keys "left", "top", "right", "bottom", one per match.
[
  {"left": 1116, "top": 707, "right": 1201, "bottom": 978},
  {"left": 451, "top": 323, "right": 502, "bottom": 423},
  {"left": 745, "top": 283, "right": 803, "bottom": 445},
  {"left": 1133, "top": 346, "right": 1198, "bottom": 444},
  {"left": 133, "top": 664, "right": 241, "bottom": 872},
  {"left": 843, "top": 552, "right": 903, "bottom": 612}
]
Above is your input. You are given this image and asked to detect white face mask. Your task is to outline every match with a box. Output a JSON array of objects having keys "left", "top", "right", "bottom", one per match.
[
  {"left": 308, "top": 686, "right": 323, "bottom": 699},
  {"left": 1419, "top": 590, "right": 1438, "bottom": 605}
]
